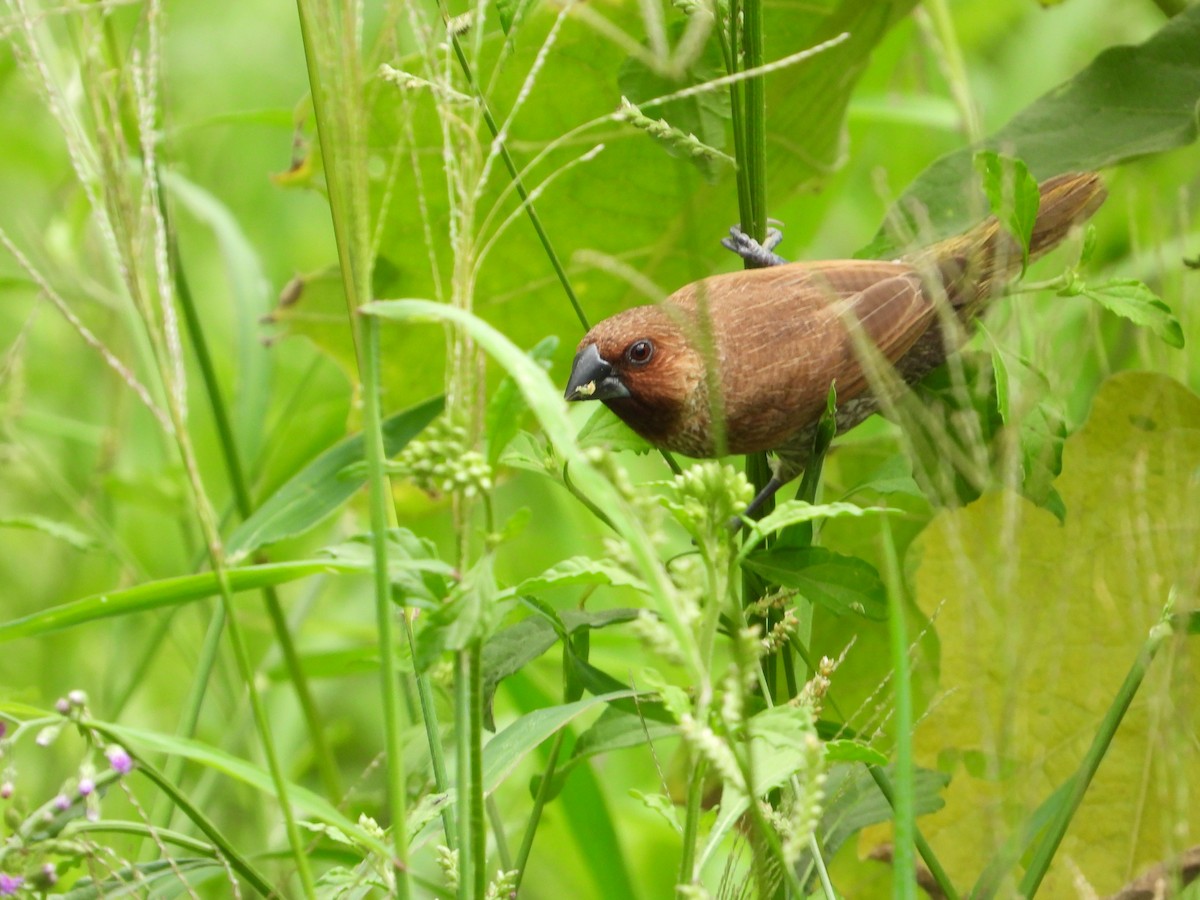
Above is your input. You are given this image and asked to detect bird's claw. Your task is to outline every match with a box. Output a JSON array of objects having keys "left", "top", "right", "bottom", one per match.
[{"left": 721, "top": 224, "right": 789, "bottom": 268}]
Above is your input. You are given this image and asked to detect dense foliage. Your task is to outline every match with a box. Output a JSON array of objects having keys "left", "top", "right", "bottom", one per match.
[{"left": 1, "top": 0, "right": 1198, "bottom": 897}]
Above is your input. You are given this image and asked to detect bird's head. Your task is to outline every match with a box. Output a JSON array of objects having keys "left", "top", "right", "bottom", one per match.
[{"left": 564, "top": 304, "right": 706, "bottom": 448}]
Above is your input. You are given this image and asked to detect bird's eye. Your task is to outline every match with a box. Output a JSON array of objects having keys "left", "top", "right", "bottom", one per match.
[{"left": 625, "top": 339, "right": 655, "bottom": 365}]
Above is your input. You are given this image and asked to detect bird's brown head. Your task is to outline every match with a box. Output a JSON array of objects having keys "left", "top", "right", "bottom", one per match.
[{"left": 564, "top": 304, "right": 707, "bottom": 450}]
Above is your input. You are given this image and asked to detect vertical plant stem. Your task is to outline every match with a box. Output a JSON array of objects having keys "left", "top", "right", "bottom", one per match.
[
  {"left": 879, "top": 513, "right": 915, "bottom": 900},
  {"left": 403, "top": 614, "right": 458, "bottom": 847},
  {"left": 513, "top": 728, "right": 566, "bottom": 880},
  {"left": 361, "top": 313, "right": 412, "bottom": 895},
  {"left": 741, "top": 0, "right": 768, "bottom": 240},
  {"left": 215, "top": 567, "right": 319, "bottom": 897},
  {"left": 456, "top": 652, "right": 474, "bottom": 899},
  {"left": 677, "top": 755, "right": 708, "bottom": 887},
  {"left": 468, "top": 641, "right": 487, "bottom": 898}
]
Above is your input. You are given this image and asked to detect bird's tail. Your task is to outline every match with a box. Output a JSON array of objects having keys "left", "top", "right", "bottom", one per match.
[{"left": 924, "top": 171, "right": 1108, "bottom": 311}]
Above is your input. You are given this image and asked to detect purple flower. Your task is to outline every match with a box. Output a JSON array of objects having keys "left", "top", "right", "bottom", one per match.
[
  {"left": 106, "top": 745, "right": 132, "bottom": 775},
  {"left": 78, "top": 777, "right": 95, "bottom": 797},
  {"left": 0, "top": 781, "right": 12, "bottom": 800},
  {"left": 0, "top": 720, "right": 7, "bottom": 739},
  {"left": 0, "top": 873, "right": 23, "bottom": 894},
  {"left": 40, "top": 863, "right": 57, "bottom": 886},
  {"left": 55, "top": 697, "right": 70, "bottom": 715},
  {"left": 53, "top": 793, "right": 70, "bottom": 811}
]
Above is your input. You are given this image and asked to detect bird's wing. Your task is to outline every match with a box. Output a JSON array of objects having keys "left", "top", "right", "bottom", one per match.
[{"left": 669, "top": 260, "right": 934, "bottom": 453}]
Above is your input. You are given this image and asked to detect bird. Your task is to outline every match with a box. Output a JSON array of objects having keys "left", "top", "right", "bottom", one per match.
[{"left": 564, "top": 172, "right": 1107, "bottom": 518}]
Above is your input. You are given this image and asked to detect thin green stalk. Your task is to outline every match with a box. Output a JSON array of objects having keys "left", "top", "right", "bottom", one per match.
[
  {"left": 879, "top": 514, "right": 915, "bottom": 900},
  {"left": 361, "top": 314, "right": 412, "bottom": 895},
  {"left": 152, "top": 602, "right": 226, "bottom": 833},
  {"left": 677, "top": 754, "right": 708, "bottom": 887},
  {"left": 166, "top": 197, "right": 342, "bottom": 802},
  {"left": 741, "top": 0, "right": 768, "bottom": 241},
  {"left": 440, "top": 12, "right": 588, "bottom": 332},
  {"left": 403, "top": 613, "right": 458, "bottom": 848},
  {"left": 807, "top": 833, "right": 836, "bottom": 899},
  {"left": 469, "top": 642, "right": 487, "bottom": 899},
  {"left": 486, "top": 797, "right": 512, "bottom": 872},
  {"left": 868, "top": 766, "right": 958, "bottom": 900},
  {"left": 513, "top": 730, "right": 566, "bottom": 888},
  {"left": 456, "top": 652, "right": 474, "bottom": 900},
  {"left": 1018, "top": 620, "right": 1173, "bottom": 897},
  {"left": 116, "top": 750, "right": 277, "bottom": 897}
]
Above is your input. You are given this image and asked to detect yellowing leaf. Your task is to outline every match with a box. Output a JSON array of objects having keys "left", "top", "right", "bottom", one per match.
[{"left": 898, "top": 372, "right": 1200, "bottom": 894}]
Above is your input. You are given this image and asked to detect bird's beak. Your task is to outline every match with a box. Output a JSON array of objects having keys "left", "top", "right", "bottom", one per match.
[{"left": 565, "top": 344, "right": 630, "bottom": 402}]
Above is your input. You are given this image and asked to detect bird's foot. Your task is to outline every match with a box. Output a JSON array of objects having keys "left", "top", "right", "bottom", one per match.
[{"left": 721, "top": 224, "right": 789, "bottom": 268}]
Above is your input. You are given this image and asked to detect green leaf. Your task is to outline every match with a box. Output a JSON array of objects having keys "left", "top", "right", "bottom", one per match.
[
  {"left": 481, "top": 690, "right": 637, "bottom": 795},
  {"left": 322, "top": 528, "right": 456, "bottom": 604},
  {"left": 617, "top": 26, "right": 732, "bottom": 182},
  {"left": 1076, "top": 278, "right": 1185, "bottom": 348},
  {"left": 532, "top": 705, "right": 678, "bottom": 802},
  {"left": 0, "top": 515, "right": 97, "bottom": 552},
  {"left": 480, "top": 607, "right": 640, "bottom": 730},
  {"left": 486, "top": 336, "right": 558, "bottom": 467},
  {"left": 741, "top": 546, "right": 887, "bottom": 620},
  {"left": 810, "top": 764, "right": 949, "bottom": 866},
  {"left": 973, "top": 150, "right": 1040, "bottom": 269},
  {"left": 738, "top": 500, "right": 896, "bottom": 559},
  {"left": 508, "top": 556, "right": 648, "bottom": 597},
  {"left": 576, "top": 405, "right": 653, "bottom": 454},
  {"left": 414, "top": 555, "right": 503, "bottom": 671},
  {"left": 94, "top": 722, "right": 393, "bottom": 861},
  {"left": 824, "top": 739, "right": 889, "bottom": 767},
  {"left": 494, "top": 0, "right": 529, "bottom": 34},
  {"left": 163, "top": 171, "right": 272, "bottom": 468},
  {"left": 866, "top": 5, "right": 1200, "bottom": 254},
  {"left": 226, "top": 396, "right": 443, "bottom": 559},
  {"left": 0, "top": 560, "right": 388, "bottom": 643},
  {"left": 61, "top": 858, "right": 227, "bottom": 899}
]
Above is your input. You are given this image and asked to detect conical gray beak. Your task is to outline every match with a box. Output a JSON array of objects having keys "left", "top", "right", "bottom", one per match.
[{"left": 565, "top": 344, "right": 630, "bottom": 401}]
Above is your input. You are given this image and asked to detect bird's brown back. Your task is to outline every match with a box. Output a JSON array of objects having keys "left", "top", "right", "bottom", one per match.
[{"left": 661, "top": 260, "right": 933, "bottom": 454}]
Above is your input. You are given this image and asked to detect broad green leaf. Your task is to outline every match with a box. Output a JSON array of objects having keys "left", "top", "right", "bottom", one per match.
[
  {"left": 973, "top": 150, "right": 1040, "bottom": 268},
  {"left": 481, "top": 690, "right": 637, "bottom": 794},
  {"left": 1075, "top": 278, "right": 1185, "bottom": 348},
  {"left": 617, "top": 26, "right": 732, "bottom": 182},
  {"left": 738, "top": 500, "right": 896, "bottom": 559},
  {"left": 507, "top": 556, "right": 648, "bottom": 597},
  {"left": 0, "top": 560, "right": 388, "bottom": 643},
  {"left": 226, "top": 396, "right": 443, "bottom": 559},
  {"left": 481, "top": 607, "right": 640, "bottom": 730},
  {"left": 486, "top": 336, "right": 558, "bottom": 467},
  {"left": 530, "top": 696, "right": 677, "bottom": 802},
  {"left": 0, "top": 515, "right": 97, "bottom": 552},
  {"left": 905, "top": 372, "right": 1200, "bottom": 893},
  {"left": 494, "top": 0, "right": 528, "bottom": 34},
  {"left": 414, "top": 555, "right": 503, "bottom": 671},
  {"left": 322, "top": 528, "right": 456, "bottom": 604},
  {"left": 824, "top": 739, "right": 889, "bottom": 767},
  {"left": 742, "top": 546, "right": 887, "bottom": 620},
  {"left": 699, "top": 705, "right": 824, "bottom": 866},
  {"left": 813, "top": 763, "right": 949, "bottom": 867},
  {"left": 576, "top": 405, "right": 653, "bottom": 455},
  {"left": 866, "top": 5, "right": 1200, "bottom": 255},
  {"left": 60, "top": 858, "right": 227, "bottom": 899}
]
